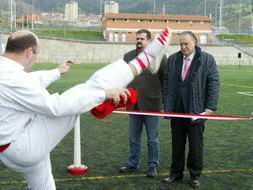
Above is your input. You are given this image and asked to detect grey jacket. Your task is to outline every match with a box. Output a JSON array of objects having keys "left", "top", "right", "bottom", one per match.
[
  {"left": 124, "top": 49, "right": 167, "bottom": 111},
  {"left": 162, "top": 46, "right": 220, "bottom": 115}
]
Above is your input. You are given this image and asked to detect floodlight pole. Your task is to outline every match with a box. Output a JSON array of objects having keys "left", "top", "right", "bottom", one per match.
[
  {"left": 22, "top": 16, "right": 24, "bottom": 29},
  {"left": 219, "top": 0, "right": 223, "bottom": 30},
  {"left": 26, "top": 13, "right": 29, "bottom": 29},
  {"left": 14, "top": 0, "right": 16, "bottom": 29},
  {"left": 10, "top": 0, "right": 13, "bottom": 30},
  {"left": 153, "top": 0, "right": 156, "bottom": 14},
  {"left": 251, "top": 0, "right": 253, "bottom": 34},
  {"left": 32, "top": 0, "right": 34, "bottom": 30},
  {"left": 239, "top": 0, "right": 241, "bottom": 34},
  {"left": 99, "top": 0, "right": 102, "bottom": 15},
  {"left": 204, "top": 0, "right": 206, "bottom": 16}
]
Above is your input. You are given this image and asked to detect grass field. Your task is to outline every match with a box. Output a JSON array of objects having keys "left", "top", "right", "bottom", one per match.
[
  {"left": 1, "top": 64, "right": 253, "bottom": 190},
  {"left": 216, "top": 34, "right": 253, "bottom": 44}
]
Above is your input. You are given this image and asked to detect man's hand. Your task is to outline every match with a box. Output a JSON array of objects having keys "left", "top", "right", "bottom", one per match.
[
  {"left": 105, "top": 88, "right": 130, "bottom": 106},
  {"left": 191, "top": 109, "right": 214, "bottom": 121},
  {"left": 204, "top": 109, "right": 213, "bottom": 114},
  {"left": 58, "top": 60, "right": 74, "bottom": 74}
]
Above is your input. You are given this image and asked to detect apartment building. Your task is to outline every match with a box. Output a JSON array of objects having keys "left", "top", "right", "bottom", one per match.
[
  {"left": 65, "top": 1, "right": 78, "bottom": 22},
  {"left": 104, "top": 1, "right": 119, "bottom": 13},
  {"left": 102, "top": 13, "right": 212, "bottom": 44}
]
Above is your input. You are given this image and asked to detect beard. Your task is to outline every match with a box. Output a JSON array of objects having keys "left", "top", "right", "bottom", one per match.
[{"left": 136, "top": 42, "right": 143, "bottom": 51}]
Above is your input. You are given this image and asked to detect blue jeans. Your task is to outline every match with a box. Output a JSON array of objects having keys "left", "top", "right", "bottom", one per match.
[{"left": 127, "top": 114, "right": 160, "bottom": 168}]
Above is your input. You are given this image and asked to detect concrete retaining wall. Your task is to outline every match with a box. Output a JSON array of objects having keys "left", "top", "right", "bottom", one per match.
[{"left": 2, "top": 34, "right": 253, "bottom": 65}]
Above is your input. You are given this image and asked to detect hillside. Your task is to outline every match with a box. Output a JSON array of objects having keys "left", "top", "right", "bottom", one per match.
[{"left": 0, "top": 0, "right": 253, "bottom": 32}]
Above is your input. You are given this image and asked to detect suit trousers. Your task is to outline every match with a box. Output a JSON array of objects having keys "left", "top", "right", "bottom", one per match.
[{"left": 170, "top": 118, "right": 204, "bottom": 179}]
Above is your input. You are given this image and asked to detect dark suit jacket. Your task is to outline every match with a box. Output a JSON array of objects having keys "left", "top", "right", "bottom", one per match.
[
  {"left": 162, "top": 46, "right": 220, "bottom": 120},
  {"left": 124, "top": 49, "right": 167, "bottom": 111}
]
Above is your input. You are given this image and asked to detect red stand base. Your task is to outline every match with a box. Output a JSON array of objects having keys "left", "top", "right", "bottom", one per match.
[{"left": 67, "top": 164, "right": 89, "bottom": 175}]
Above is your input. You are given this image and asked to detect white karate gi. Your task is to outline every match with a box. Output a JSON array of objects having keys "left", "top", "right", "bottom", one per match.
[{"left": 0, "top": 56, "right": 133, "bottom": 190}]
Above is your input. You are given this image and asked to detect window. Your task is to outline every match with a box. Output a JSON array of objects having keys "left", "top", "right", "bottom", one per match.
[
  {"left": 165, "top": 20, "right": 169, "bottom": 23},
  {"left": 122, "top": 33, "right": 126, "bottom": 42},
  {"left": 114, "top": 32, "right": 118, "bottom": 43},
  {"left": 189, "top": 21, "right": 193, "bottom": 24},
  {"left": 176, "top": 20, "right": 181, "bottom": 24},
  {"left": 200, "top": 21, "right": 204, "bottom": 24}
]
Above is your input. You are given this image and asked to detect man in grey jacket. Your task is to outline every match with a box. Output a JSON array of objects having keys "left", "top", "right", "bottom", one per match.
[
  {"left": 162, "top": 31, "right": 219, "bottom": 188},
  {"left": 119, "top": 29, "right": 167, "bottom": 177}
]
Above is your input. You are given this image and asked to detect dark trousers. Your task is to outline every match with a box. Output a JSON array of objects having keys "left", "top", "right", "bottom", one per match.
[{"left": 170, "top": 118, "right": 204, "bottom": 180}]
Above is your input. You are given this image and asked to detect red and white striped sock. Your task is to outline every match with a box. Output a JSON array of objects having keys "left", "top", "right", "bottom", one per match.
[{"left": 130, "top": 27, "right": 171, "bottom": 74}]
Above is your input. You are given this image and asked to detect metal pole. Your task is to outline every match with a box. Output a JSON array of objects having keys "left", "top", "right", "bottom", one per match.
[
  {"left": 219, "top": 0, "right": 223, "bottom": 30},
  {"left": 153, "top": 0, "right": 156, "bottom": 14},
  {"left": 14, "top": 0, "right": 16, "bottom": 29},
  {"left": 26, "top": 13, "right": 29, "bottom": 29},
  {"left": 10, "top": 0, "right": 13, "bottom": 30},
  {"left": 32, "top": 0, "right": 34, "bottom": 30},
  {"left": 100, "top": 0, "right": 102, "bottom": 15},
  {"left": 251, "top": 0, "right": 253, "bottom": 34},
  {"left": 22, "top": 16, "right": 24, "bottom": 29},
  {"left": 239, "top": 0, "right": 241, "bottom": 34},
  {"left": 215, "top": 1, "right": 218, "bottom": 27},
  {"left": 0, "top": 0, "right": 2, "bottom": 18},
  {"left": 204, "top": 0, "right": 206, "bottom": 16}
]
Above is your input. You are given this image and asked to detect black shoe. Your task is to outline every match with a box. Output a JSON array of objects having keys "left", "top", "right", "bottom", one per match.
[
  {"left": 189, "top": 179, "right": 200, "bottom": 188},
  {"left": 163, "top": 175, "right": 183, "bottom": 183},
  {"left": 147, "top": 167, "right": 157, "bottom": 178},
  {"left": 119, "top": 164, "right": 139, "bottom": 173}
]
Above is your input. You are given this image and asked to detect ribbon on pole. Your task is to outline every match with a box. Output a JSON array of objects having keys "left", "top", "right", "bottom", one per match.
[{"left": 112, "top": 110, "right": 253, "bottom": 121}]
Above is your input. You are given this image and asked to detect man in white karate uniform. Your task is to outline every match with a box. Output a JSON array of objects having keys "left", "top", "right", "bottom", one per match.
[{"left": 0, "top": 28, "right": 170, "bottom": 190}]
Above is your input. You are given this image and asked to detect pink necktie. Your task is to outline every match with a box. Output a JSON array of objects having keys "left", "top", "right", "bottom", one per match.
[{"left": 181, "top": 57, "right": 190, "bottom": 81}]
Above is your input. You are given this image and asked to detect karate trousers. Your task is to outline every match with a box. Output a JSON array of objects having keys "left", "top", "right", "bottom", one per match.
[{"left": 0, "top": 59, "right": 134, "bottom": 190}]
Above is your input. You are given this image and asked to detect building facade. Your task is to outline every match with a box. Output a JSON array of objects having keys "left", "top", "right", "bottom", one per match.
[
  {"left": 104, "top": 1, "right": 119, "bottom": 13},
  {"left": 102, "top": 13, "right": 212, "bottom": 44},
  {"left": 65, "top": 1, "right": 78, "bottom": 22}
]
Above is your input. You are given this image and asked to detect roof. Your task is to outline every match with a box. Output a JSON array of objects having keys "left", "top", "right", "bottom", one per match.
[{"left": 102, "top": 13, "right": 211, "bottom": 22}]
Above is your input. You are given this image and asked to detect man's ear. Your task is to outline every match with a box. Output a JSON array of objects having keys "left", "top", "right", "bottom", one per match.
[{"left": 25, "top": 47, "right": 33, "bottom": 58}]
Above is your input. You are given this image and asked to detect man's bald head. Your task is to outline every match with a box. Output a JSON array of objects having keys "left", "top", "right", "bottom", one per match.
[{"left": 5, "top": 30, "right": 39, "bottom": 54}]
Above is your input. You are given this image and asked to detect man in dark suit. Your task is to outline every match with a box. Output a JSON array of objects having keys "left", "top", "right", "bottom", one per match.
[
  {"left": 162, "top": 31, "right": 220, "bottom": 188},
  {"left": 119, "top": 29, "right": 167, "bottom": 177}
]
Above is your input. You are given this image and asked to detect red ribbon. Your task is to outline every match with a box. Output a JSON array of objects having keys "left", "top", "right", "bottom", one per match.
[{"left": 112, "top": 110, "right": 252, "bottom": 121}]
